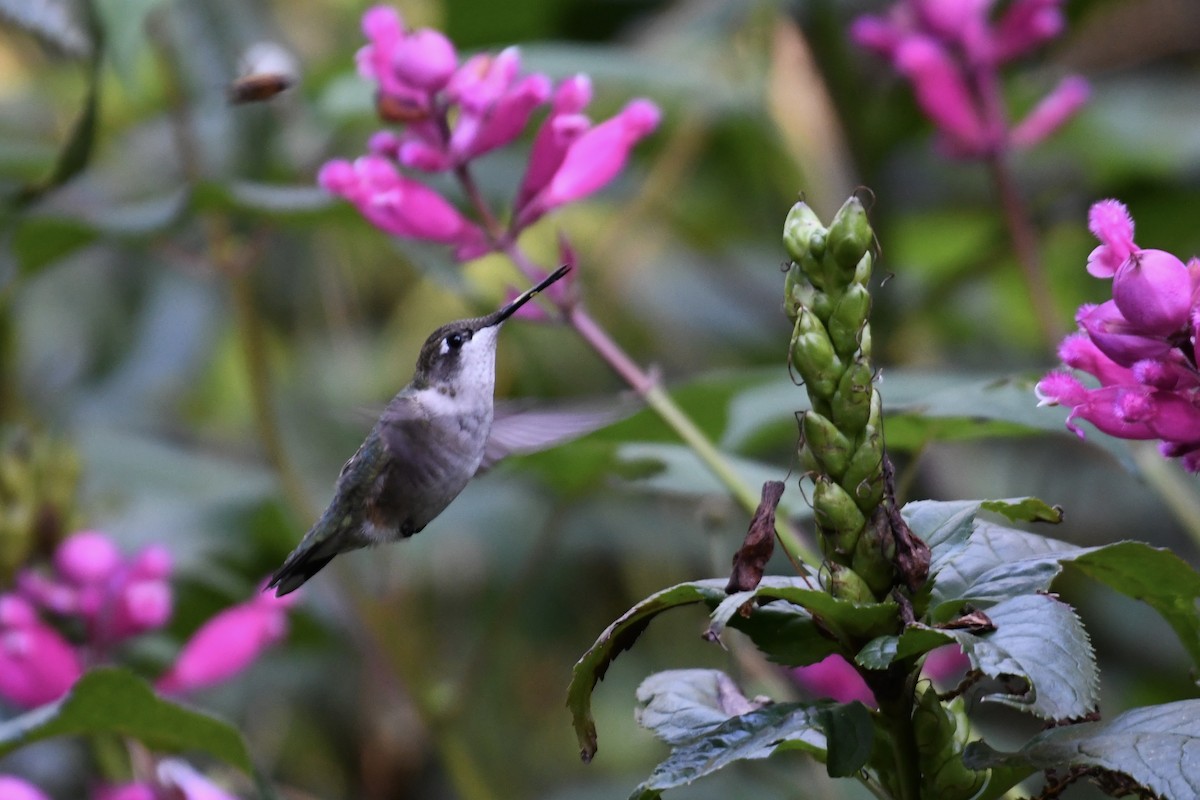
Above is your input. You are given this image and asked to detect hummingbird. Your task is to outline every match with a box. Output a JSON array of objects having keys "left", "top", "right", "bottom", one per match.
[{"left": 268, "top": 266, "right": 572, "bottom": 596}]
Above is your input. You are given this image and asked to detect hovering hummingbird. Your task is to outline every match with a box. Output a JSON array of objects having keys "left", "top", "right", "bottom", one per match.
[{"left": 269, "top": 266, "right": 574, "bottom": 596}]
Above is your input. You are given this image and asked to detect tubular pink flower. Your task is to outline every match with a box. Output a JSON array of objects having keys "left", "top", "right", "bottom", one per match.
[
  {"left": 455, "top": 73, "right": 552, "bottom": 162},
  {"left": 318, "top": 156, "right": 487, "bottom": 253},
  {"left": 849, "top": 14, "right": 904, "bottom": 59},
  {"left": 517, "top": 98, "right": 661, "bottom": 227},
  {"left": 0, "top": 776, "right": 52, "bottom": 800},
  {"left": 1010, "top": 75, "right": 1089, "bottom": 149},
  {"left": 921, "top": 644, "right": 970, "bottom": 683},
  {"left": 1131, "top": 392, "right": 1200, "bottom": 443},
  {"left": 106, "top": 579, "right": 173, "bottom": 641},
  {"left": 1057, "top": 333, "right": 1135, "bottom": 387},
  {"left": 1132, "top": 359, "right": 1193, "bottom": 391},
  {"left": 54, "top": 530, "right": 121, "bottom": 585},
  {"left": 516, "top": 75, "right": 594, "bottom": 211},
  {"left": 0, "top": 616, "right": 82, "bottom": 708},
  {"left": 1035, "top": 370, "right": 1087, "bottom": 409},
  {"left": 1077, "top": 301, "right": 1173, "bottom": 366},
  {"left": 1112, "top": 249, "right": 1192, "bottom": 336},
  {"left": 993, "top": 0, "right": 1065, "bottom": 62},
  {"left": 16, "top": 570, "right": 76, "bottom": 615},
  {"left": 447, "top": 48, "right": 522, "bottom": 112},
  {"left": 356, "top": 6, "right": 427, "bottom": 110},
  {"left": 893, "top": 37, "right": 991, "bottom": 155},
  {"left": 910, "top": 0, "right": 991, "bottom": 47},
  {"left": 1086, "top": 199, "right": 1137, "bottom": 278},
  {"left": 156, "top": 592, "right": 293, "bottom": 695},
  {"left": 392, "top": 28, "right": 458, "bottom": 91},
  {"left": 1064, "top": 385, "right": 1158, "bottom": 441},
  {"left": 791, "top": 655, "right": 876, "bottom": 706}
]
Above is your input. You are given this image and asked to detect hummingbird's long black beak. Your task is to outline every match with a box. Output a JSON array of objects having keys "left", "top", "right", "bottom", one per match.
[{"left": 488, "top": 265, "right": 571, "bottom": 326}]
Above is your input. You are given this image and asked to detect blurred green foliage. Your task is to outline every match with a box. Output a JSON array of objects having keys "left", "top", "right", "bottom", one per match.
[{"left": 4, "top": 0, "right": 1200, "bottom": 798}]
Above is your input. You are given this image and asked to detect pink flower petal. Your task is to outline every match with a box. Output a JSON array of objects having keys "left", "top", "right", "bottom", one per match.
[
  {"left": 1010, "top": 75, "right": 1089, "bottom": 149},
  {"left": 54, "top": 530, "right": 121, "bottom": 585},
  {"left": 993, "top": 0, "right": 1065, "bottom": 62},
  {"left": 0, "top": 776, "right": 52, "bottom": 800},
  {"left": 791, "top": 654, "right": 876, "bottom": 706},
  {"left": 0, "top": 622, "right": 82, "bottom": 708},
  {"left": 1086, "top": 199, "right": 1136, "bottom": 278},
  {"left": 1112, "top": 249, "right": 1192, "bottom": 336},
  {"left": 96, "top": 783, "right": 157, "bottom": 800},
  {"left": 392, "top": 28, "right": 458, "bottom": 91},
  {"left": 894, "top": 37, "right": 992, "bottom": 156}
]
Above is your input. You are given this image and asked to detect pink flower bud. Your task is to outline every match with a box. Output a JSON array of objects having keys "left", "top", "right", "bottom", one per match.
[
  {"left": 1077, "top": 301, "right": 1173, "bottom": 366},
  {"left": 107, "top": 579, "right": 173, "bottom": 641},
  {"left": 156, "top": 593, "right": 292, "bottom": 695},
  {"left": 54, "top": 530, "right": 121, "bottom": 585},
  {"left": 0, "top": 776, "right": 52, "bottom": 800},
  {"left": 1112, "top": 249, "right": 1192, "bottom": 336},
  {"left": 131, "top": 545, "right": 172, "bottom": 580},
  {"left": 392, "top": 29, "right": 458, "bottom": 91},
  {"left": 921, "top": 644, "right": 970, "bottom": 683},
  {"left": 0, "top": 622, "right": 82, "bottom": 708},
  {"left": 791, "top": 654, "right": 876, "bottom": 706},
  {"left": 849, "top": 15, "right": 902, "bottom": 59},
  {"left": 993, "top": 0, "right": 1065, "bottom": 62},
  {"left": 1086, "top": 199, "right": 1136, "bottom": 278},
  {"left": 0, "top": 595, "right": 37, "bottom": 628},
  {"left": 893, "top": 37, "right": 992, "bottom": 156},
  {"left": 1057, "top": 333, "right": 1134, "bottom": 387},
  {"left": 1010, "top": 76, "right": 1089, "bottom": 149},
  {"left": 455, "top": 73, "right": 552, "bottom": 161},
  {"left": 1035, "top": 370, "right": 1087, "bottom": 410}
]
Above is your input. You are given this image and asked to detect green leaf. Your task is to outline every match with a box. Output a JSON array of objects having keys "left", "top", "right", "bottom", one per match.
[
  {"left": 978, "top": 497, "right": 1063, "bottom": 524},
  {"left": 94, "top": 0, "right": 168, "bottom": 88},
  {"left": 819, "top": 701, "right": 873, "bottom": 778},
  {"left": 945, "top": 594, "right": 1098, "bottom": 721},
  {"left": 964, "top": 699, "right": 1200, "bottom": 799},
  {"left": 11, "top": 216, "right": 98, "bottom": 274},
  {"left": 856, "top": 627, "right": 953, "bottom": 670},
  {"left": 568, "top": 580, "right": 728, "bottom": 762},
  {"left": 0, "top": 667, "right": 253, "bottom": 772},
  {"left": 707, "top": 576, "right": 899, "bottom": 646},
  {"left": 630, "top": 670, "right": 826, "bottom": 800}
]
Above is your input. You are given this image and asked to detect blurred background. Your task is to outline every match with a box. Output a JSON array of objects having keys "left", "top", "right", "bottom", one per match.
[{"left": 3, "top": 0, "right": 1200, "bottom": 797}]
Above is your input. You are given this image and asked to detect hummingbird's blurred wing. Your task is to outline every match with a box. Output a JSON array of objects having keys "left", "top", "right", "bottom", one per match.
[{"left": 479, "top": 397, "right": 640, "bottom": 473}]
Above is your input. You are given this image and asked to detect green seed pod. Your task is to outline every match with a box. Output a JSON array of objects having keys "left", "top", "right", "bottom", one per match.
[
  {"left": 790, "top": 308, "right": 843, "bottom": 402},
  {"left": 832, "top": 360, "right": 875, "bottom": 434},
  {"left": 801, "top": 411, "right": 853, "bottom": 480},
  {"left": 826, "top": 283, "right": 871, "bottom": 360},
  {"left": 858, "top": 322, "right": 872, "bottom": 359},
  {"left": 783, "top": 201, "right": 830, "bottom": 289},
  {"left": 852, "top": 252, "right": 873, "bottom": 287},
  {"left": 827, "top": 196, "right": 873, "bottom": 278},
  {"left": 785, "top": 269, "right": 832, "bottom": 322},
  {"left": 851, "top": 508, "right": 897, "bottom": 597},
  {"left": 813, "top": 475, "right": 867, "bottom": 556},
  {"left": 842, "top": 428, "right": 884, "bottom": 513},
  {"left": 827, "top": 562, "right": 875, "bottom": 603}
]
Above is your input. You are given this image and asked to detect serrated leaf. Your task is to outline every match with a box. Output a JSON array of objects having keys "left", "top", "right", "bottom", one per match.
[
  {"left": 946, "top": 594, "right": 1098, "bottom": 720},
  {"left": 568, "top": 580, "right": 728, "bottom": 762},
  {"left": 819, "top": 701, "right": 873, "bottom": 777},
  {"left": 0, "top": 667, "right": 252, "bottom": 772},
  {"left": 630, "top": 696, "right": 826, "bottom": 800},
  {"left": 964, "top": 699, "right": 1200, "bottom": 799},
  {"left": 709, "top": 593, "right": 836, "bottom": 667},
  {"left": 857, "top": 627, "right": 953, "bottom": 670}
]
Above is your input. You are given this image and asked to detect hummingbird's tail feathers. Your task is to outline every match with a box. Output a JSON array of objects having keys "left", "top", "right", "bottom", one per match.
[{"left": 268, "top": 548, "right": 336, "bottom": 596}]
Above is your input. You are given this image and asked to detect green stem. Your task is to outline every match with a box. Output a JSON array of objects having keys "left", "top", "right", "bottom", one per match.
[
  {"left": 567, "top": 304, "right": 817, "bottom": 571},
  {"left": 876, "top": 679, "right": 922, "bottom": 800},
  {"left": 1132, "top": 442, "right": 1200, "bottom": 550}
]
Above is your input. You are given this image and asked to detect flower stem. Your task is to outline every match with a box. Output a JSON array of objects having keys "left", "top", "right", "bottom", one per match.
[
  {"left": 987, "top": 154, "right": 1065, "bottom": 349},
  {"left": 567, "top": 303, "right": 816, "bottom": 571}
]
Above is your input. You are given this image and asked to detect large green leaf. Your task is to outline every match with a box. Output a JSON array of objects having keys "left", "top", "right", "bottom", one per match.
[
  {"left": 947, "top": 594, "right": 1098, "bottom": 721},
  {"left": 631, "top": 669, "right": 826, "bottom": 800},
  {"left": 0, "top": 668, "right": 253, "bottom": 772},
  {"left": 965, "top": 699, "right": 1200, "bottom": 799},
  {"left": 568, "top": 580, "right": 728, "bottom": 762}
]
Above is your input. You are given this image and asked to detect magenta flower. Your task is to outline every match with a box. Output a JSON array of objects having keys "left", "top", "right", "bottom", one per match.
[
  {"left": 0, "top": 594, "right": 83, "bottom": 708},
  {"left": 851, "top": 0, "right": 1087, "bottom": 158},
  {"left": 96, "top": 785, "right": 158, "bottom": 800},
  {"left": 791, "top": 654, "right": 877, "bottom": 706},
  {"left": 321, "top": 5, "right": 660, "bottom": 265},
  {"left": 1037, "top": 199, "right": 1200, "bottom": 471},
  {"left": 157, "top": 590, "right": 295, "bottom": 695},
  {"left": 0, "top": 776, "right": 51, "bottom": 800},
  {"left": 97, "top": 760, "right": 239, "bottom": 800}
]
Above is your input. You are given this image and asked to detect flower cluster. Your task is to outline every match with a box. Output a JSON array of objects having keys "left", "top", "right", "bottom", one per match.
[
  {"left": 851, "top": 0, "right": 1089, "bottom": 158},
  {"left": 1037, "top": 200, "right": 1200, "bottom": 471},
  {"left": 319, "top": 5, "right": 660, "bottom": 263},
  {"left": 1, "top": 530, "right": 294, "bottom": 709}
]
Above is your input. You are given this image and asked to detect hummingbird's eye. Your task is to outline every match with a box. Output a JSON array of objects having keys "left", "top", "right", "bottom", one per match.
[{"left": 445, "top": 332, "right": 467, "bottom": 350}]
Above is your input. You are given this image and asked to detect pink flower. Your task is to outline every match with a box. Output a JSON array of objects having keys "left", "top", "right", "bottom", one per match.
[
  {"left": 516, "top": 98, "right": 661, "bottom": 227},
  {"left": 921, "top": 644, "right": 970, "bottom": 684},
  {"left": 851, "top": 0, "right": 1085, "bottom": 159},
  {"left": 791, "top": 654, "right": 876, "bottom": 706},
  {"left": 1087, "top": 198, "right": 1137, "bottom": 277},
  {"left": 1112, "top": 249, "right": 1192, "bottom": 336},
  {"left": 0, "top": 596, "right": 83, "bottom": 708},
  {"left": 0, "top": 776, "right": 52, "bottom": 800},
  {"left": 54, "top": 530, "right": 121, "bottom": 585},
  {"left": 157, "top": 590, "right": 295, "bottom": 695},
  {"left": 96, "top": 784, "right": 157, "bottom": 800},
  {"left": 318, "top": 156, "right": 488, "bottom": 259}
]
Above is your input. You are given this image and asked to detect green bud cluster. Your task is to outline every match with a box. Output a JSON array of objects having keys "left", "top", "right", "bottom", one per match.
[
  {"left": 0, "top": 429, "right": 80, "bottom": 580},
  {"left": 913, "top": 683, "right": 988, "bottom": 800},
  {"left": 783, "top": 197, "right": 889, "bottom": 599}
]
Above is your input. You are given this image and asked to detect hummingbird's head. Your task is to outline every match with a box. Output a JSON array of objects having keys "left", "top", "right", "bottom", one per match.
[{"left": 412, "top": 265, "right": 570, "bottom": 393}]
